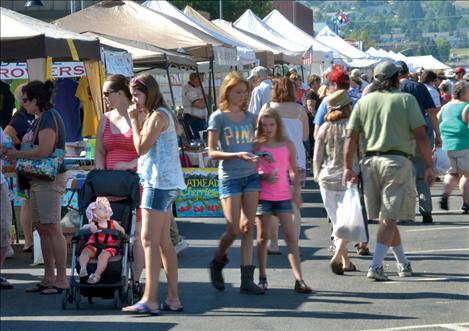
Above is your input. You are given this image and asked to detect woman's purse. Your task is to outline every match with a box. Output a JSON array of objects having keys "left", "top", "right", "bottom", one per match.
[{"left": 16, "top": 112, "right": 65, "bottom": 181}]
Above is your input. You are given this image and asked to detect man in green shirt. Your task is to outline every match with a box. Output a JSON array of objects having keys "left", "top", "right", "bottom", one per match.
[{"left": 343, "top": 61, "right": 435, "bottom": 281}]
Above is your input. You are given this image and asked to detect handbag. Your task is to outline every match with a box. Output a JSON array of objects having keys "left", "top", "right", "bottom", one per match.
[
  {"left": 334, "top": 184, "right": 368, "bottom": 243},
  {"left": 16, "top": 111, "right": 65, "bottom": 181}
]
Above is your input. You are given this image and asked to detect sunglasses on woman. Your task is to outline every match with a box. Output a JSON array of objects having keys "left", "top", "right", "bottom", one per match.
[{"left": 103, "top": 90, "right": 117, "bottom": 97}]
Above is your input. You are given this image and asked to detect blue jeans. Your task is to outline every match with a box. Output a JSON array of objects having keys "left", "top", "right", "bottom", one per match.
[
  {"left": 219, "top": 173, "right": 261, "bottom": 199},
  {"left": 141, "top": 187, "right": 179, "bottom": 212}
]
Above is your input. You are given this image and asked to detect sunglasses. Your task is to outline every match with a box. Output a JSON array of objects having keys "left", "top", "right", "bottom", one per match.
[
  {"left": 22, "top": 97, "right": 30, "bottom": 103},
  {"left": 103, "top": 90, "right": 116, "bottom": 97}
]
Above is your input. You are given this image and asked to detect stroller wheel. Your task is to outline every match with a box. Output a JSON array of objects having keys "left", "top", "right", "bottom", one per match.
[
  {"left": 114, "top": 290, "right": 122, "bottom": 310},
  {"left": 75, "top": 288, "right": 81, "bottom": 310},
  {"left": 126, "top": 286, "right": 134, "bottom": 305},
  {"left": 61, "top": 289, "right": 70, "bottom": 310}
]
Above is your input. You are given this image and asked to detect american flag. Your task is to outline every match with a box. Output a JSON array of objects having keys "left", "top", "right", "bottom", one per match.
[{"left": 302, "top": 45, "right": 313, "bottom": 65}]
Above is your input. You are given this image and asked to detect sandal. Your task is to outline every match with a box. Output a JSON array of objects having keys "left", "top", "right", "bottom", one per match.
[
  {"left": 267, "top": 249, "right": 281, "bottom": 255},
  {"left": 294, "top": 280, "right": 313, "bottom": 294},
  {"left": 87, "top": 273, "right": 101, "bottom": 284},
  {"left": 79, "top": 269, "right": 88, "bottom": 278},
  {"left": 0, "top": 277, "right": 13, "bottom": 290},
  {"left": 122, "top": 302, "right": 160, "bottom": 316},
  {"left": 258, "top": 276, "right": 269, "bottom": 291},
  {"left": 40, "top": 286, "right": 67, "bottom": 295},
  {"left": 25, "top": 283, "right": 48, "bottom": 293},
  {"left": 159, "top": 301, "right": 183, "bottom": 312},
  {"left": 330, "top": 261, "right": 344, "bottom": 275},
  {"left": 355, "top": 244, "right": 371, "bottom": 256},
  {"left": 343, "top": 262, "right": 357, "bottom": 272}
]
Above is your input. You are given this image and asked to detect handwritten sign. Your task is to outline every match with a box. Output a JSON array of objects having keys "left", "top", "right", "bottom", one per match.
[{"left": 175, "top": 168, "right": 223, "bottom": 218}]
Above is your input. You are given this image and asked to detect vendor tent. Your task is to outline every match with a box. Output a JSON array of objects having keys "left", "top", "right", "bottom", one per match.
[
  {"left": 212, "top": 19, "right": 301, "bottom": 65},
  {"left": 262, "top": 9, "right": 335, "bottom": 63},
  {"left": 316, "top": 26, "right": 368, "bottom": 60},
  {"left": 405, "top": 55, "right": 450, "bottom": 70},
  {"left": 233, "top": 9, "right": 306, "bottom": 62},
  {"left": 142, "top": 0, "right": 255, "bottom": 66},
  {"left": 0, "top": 7, "right": 100, "bottom": 62},
  {"left": 54, "top": 0, "right": 236, "bottom": 64},
  {"left": 1, "top": 6, "right": 104, "bottom": 124}
]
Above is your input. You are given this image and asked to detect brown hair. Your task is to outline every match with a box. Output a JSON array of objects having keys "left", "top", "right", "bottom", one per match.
[
  {"left": 307, "top": 74, "right": 321, "bottom": 87},
  {"left": 22, "top": 80, "right": 55, "bottom": 112},
  {"left": 218, "top": 71, "right": 250, "bottom": 112},
  {"left": 272, "top": 77, "right": 296, "bottom": 103},
  {"left": 130, "top": 74, "right": 168, "bottom": 115},
  {"left": 256, "top": 107, "right": 286, "bottom": 143},
  {"left": 325, "top": 104, "right": 353, "bottom": 122},
  {"left": 105, "top": 74, "right": 131, "bottom": 101}
]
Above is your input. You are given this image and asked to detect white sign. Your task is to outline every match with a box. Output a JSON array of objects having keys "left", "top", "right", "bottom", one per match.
[
  {"left": 102, "top": 51, "right": 133, "bottom": 77},
  {"left": 0, "top": 62, "right": 86, "bottom": 80}
]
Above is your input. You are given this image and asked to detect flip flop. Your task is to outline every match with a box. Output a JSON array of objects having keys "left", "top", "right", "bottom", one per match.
[
  {"left": 343, "top": 262, "right": 357, "bottom": 272},
  {"left": 330, "top": 261, "right": 344, "bottom": 275},
  {"left": 122, "top": 302, "right": 160, "bottom": 316},
  {"left": 267, "top": 249, "right": 282, "bottom": 255},
  {"left": 40, "top": 287, "right": 67, "bottom": 295},
  {"left": 159, "top": 301, "right": 183, "bottom": 312},
  {"left": 25, "top": 283, "right": 48, "bottom": 293}
]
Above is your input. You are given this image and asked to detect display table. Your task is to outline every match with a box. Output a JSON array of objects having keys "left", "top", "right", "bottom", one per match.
[{"left": 181, "top": 148, "right": 216, "bottom": 168}]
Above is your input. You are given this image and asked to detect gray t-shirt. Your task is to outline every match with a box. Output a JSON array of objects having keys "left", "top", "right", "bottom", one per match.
[{"left": 208, "top": 110, "right": 257, "bottom": 180}]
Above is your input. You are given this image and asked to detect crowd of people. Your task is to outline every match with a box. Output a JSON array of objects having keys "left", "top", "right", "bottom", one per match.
[{"left": 0, "top": 61, "right": 468, "bottom": 315}]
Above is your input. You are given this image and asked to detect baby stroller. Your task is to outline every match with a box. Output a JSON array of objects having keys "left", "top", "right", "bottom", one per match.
[{"left": 62, "top": 170, "right": 141, "bottom": 310}]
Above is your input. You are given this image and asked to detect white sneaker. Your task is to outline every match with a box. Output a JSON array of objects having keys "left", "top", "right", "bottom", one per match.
[
  {"left": 367, "top": 266, "right": 389, "bottom": 281},
  {"left": 175, "top": 239, "right": 189, "bottom": 255},
  {"left": 6, "top": 245, "right": 14, "bottom": 259},
  {"left": 397, "top": 262, "right": 413, "bottom": 277}
]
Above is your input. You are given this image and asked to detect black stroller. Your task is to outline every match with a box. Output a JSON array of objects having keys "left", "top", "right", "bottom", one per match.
[{"left": 62, "top": 170, "right": 142, "bottom": 310}]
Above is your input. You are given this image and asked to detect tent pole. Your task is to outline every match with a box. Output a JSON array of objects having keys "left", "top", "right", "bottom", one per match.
[
  {"left": 210, "top": 59, "right": 217, "bottom": 111},
  {"left": 301, "top": 64, "right": 305, "bottom": 83},
  {"left": 165, "top": 61, "right": 176, "bottom": 109},
  {"left": 196, "top": 66, "right": 210, "bottom": 116}
]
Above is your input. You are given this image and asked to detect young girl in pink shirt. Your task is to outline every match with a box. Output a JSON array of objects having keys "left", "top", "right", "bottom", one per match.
[{"left": 255, "top": 108, "right": 312, "bottom": 294}]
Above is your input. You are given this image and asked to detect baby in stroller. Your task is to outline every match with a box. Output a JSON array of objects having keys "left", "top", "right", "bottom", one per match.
[{"left": 79, "top": 197, "right": 125, "bottom": 284}]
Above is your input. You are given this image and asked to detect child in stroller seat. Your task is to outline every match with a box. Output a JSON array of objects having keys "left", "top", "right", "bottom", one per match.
[{"left": 79, "top": 197, "right": 125, "bottom": 284}]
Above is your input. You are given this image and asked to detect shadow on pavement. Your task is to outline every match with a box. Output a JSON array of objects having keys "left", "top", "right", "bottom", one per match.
[{"left": 0, "top": 321, "right": 176, "bottom": 331}]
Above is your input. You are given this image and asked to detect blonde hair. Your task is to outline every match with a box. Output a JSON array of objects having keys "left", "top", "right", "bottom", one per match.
[
  {"left": 256, "top": 107, "right": 286, "bottom": 143},
  {"left": 218, "top": 71, "right": 250, "bottom": 112}
]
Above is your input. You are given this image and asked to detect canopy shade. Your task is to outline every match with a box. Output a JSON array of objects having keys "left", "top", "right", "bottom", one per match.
[
  {"left": 405, "top": 55, "right": 450, "bottom": 70},
  {"left": 86, "top": 32, "right": 197, "bottom": 69},
  {"left": 212, "top": 19, "right": 301, "bottom": 65},
  {"left": 262, "top": 9, "right": 334, "bottom": 62},
  {"left": 142, "top": 0, "right": 254, "bottom": 65},
  {"left": 54, "top": 0, "right": 235, "bottom": 63},
  {"left": 0, "top": 7, "right": 100, "bottom": 62},
  {"left": 316, "top": 26, "right": 368, "bottom": 60}
]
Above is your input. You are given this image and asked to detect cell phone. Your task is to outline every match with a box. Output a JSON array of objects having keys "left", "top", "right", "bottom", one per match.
[{"left": 256, "top": 151, "right": 274, "bottom": 163}]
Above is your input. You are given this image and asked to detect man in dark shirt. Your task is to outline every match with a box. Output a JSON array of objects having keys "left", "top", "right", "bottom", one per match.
[{"left": 397, "top": 61, "right": 438, "bottom": 223}]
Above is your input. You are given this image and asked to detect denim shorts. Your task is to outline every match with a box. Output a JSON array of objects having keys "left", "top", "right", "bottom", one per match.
[
  {"left": 256, "top": 199, "right": 293, "bottom": 216},
  {"left": 219, "top": 173, "right": 261, "bottom": 199},
  {"left": 141, "top": 187, "right": 179, "bottom": 212}
]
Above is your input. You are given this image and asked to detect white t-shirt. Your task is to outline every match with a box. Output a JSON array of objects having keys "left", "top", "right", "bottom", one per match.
[
  {"left": 248, "top": 79, "right": 272, "bottom": 116},
  {"left": 181, "top": 83, "right": 208, "bottom": 120},
  {"left": 424, "top": 83, "right": 441, "bottom": 108}
]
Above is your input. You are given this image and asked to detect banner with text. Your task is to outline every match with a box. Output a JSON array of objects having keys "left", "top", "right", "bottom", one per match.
[{"left": 0, "top": 62, "right": 86, "bottom": 80}]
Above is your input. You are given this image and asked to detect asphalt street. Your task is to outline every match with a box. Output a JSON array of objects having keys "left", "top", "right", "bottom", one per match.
[{"left": 1, "top": 179, "right": 468, "bottom": 331}]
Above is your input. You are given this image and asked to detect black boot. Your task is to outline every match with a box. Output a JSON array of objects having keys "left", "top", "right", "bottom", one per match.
[
  {"left": 240, "top": 265, "right": 265, "bottom": 295},
  {"left": 208, "top": 255, "right": 228, "bottom": 291}
]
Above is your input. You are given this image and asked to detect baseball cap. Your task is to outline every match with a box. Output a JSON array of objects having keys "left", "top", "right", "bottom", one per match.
[
  {"left": 374, "top": 61, "right": 401, "bottom": 81},
  {"left": 329, "top": 69, "right": 350, "bottom": 84},
  {"left": 454, "top": 67, "right": 466, "bottom": 74},
  {"left": 247, "top": 66, "right": 269, "bottom": 80},
  {"left": 394, "top": 60, "right": 409, "bottom": 75}
]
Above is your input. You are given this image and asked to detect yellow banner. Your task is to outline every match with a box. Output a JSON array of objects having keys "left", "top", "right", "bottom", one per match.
[{"left": 66, "top": 38, "right": 79, "bottom": 61}]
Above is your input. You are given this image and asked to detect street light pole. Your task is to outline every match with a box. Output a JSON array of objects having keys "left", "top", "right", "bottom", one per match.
[{"left": 219, "top": 0, "right": 222, "bottom": 19}]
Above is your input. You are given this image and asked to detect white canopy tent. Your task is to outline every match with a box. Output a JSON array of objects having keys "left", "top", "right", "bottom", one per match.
[
  {"left": 212, "top": 19, "right": 301, "bottom": 66},
  {"left": 234, "top": 9, "right": 306, "bottom": 58},
  {"left": 262, "top": 9, "right": 335, "bottom": 63},
  {"left": 316, "top": 26, "right": 369, "bottom": 60},
  {"left": 405, "top": 55, "right": 450, "bottom": 70},
  {"left": 142, "top": 0, "right": 255, "bottom": 66}
]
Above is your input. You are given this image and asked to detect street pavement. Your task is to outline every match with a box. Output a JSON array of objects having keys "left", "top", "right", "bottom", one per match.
[{"left": 1, "top": 178, "right": 468, "bottom": 331}]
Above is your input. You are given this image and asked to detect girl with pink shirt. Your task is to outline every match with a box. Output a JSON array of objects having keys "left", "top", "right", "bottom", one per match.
[{"left": 254, "top": 108, "right": 312, "bottom": 294}]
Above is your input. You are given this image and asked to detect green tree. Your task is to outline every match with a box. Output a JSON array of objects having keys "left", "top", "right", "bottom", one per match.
[
  {"left": 435, "top": 37, "right": 450, "bottom": 61},
  {"left": 169, "top": 0, "right": 272, "bottom": 22}
]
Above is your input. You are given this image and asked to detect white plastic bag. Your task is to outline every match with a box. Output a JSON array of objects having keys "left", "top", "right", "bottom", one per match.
[
  {"left": 334, "top": 184, "right": 368, "bottom": 243},
  {"left": 433, "top": 148, "right": 450, "bottom": 176},
  {"left": 33, "top": 230, "right": 44, "bottom": 265}
]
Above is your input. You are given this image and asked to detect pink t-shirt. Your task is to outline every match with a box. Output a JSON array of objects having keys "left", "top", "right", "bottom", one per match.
[{"left": 257, "top": 144, "right": 292, "bottom": 201}]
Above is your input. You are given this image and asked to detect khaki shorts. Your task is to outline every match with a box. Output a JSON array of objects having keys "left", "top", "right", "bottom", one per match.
[
  {"left": 447, "top": 149, "right": 469, "bottom": 173},
  {"left": 360, "top": 155, "right": 416, "bottom": 221},
  {"left": 0, "top": 182, "right": 12, "bottom": 247},
  {"left": 29, "top": 173, "right": 67, "bottom": 224}
]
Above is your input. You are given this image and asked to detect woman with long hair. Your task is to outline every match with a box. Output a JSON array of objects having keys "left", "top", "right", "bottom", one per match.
[
  {"left": 122, "top": 74, "right": 185, "bottom": 315},
  {"left": 207, "top": 71, "right": 264, "bottom": 295}
]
